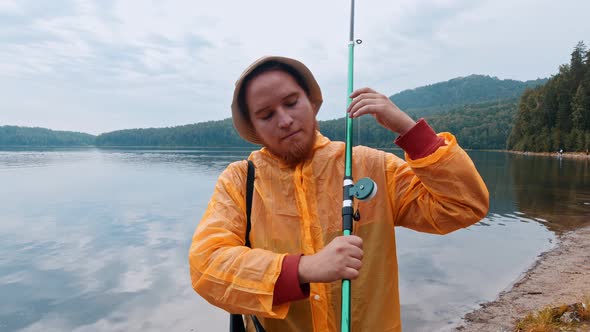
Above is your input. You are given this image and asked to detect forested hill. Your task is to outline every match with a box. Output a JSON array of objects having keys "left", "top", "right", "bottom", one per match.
[
  {"left": 390, "top": 75, "right": 546, "bottom": 116},
  {"left": 319, "top": 98, "right": 518, "bottom": 149},
  {"left": 3, "top": 74, "right": 549, "bottom": 149},
  {"left": 0, "top": 126, "right": 95, "bottom": 146},
  {"left": 95, "top": 118, "right": 253, "bottom": 147},
  {"left": 508, "top": 41, "right": 590, "bottom": 152}
]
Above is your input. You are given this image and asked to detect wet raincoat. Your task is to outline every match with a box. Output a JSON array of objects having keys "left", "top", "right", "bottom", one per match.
[{"left": 189, "top": 132, "right": 489, "bottom": 332}]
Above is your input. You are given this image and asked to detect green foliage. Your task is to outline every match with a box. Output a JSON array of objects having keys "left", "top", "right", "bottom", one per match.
[
  {"left": 4, "top": 71, "right": 551, "bottom": 150},
  {"left": 315, "top": 75, "right": 545, "bottom": 149},
  {"left": 389, "top": 74, "right": 546, "bottom": 116},
  {"left": 0, "top": 126, "right": 95, "bottom": 146},
  {"left": 572, "top": 84, "right": 588, "bottom": 129},
  {"left": 95, "top": 118, "right": 255, "bottom": 147},
  {"left": 319, "top": 116, "right": 397, "bottom": 148},
  {"left": 320, "top": 99, "right": 518, "bottom": 150},
  {"left": 426, "top": 99, "right": 518, "bottom": 149},
  {"left": 508, "top": 41, "right": 590, "bottom": 152}
]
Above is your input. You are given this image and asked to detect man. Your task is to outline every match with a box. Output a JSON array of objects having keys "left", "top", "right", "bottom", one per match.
[{"left": 189, "top": 56, "right": 489, "bottom": 331}]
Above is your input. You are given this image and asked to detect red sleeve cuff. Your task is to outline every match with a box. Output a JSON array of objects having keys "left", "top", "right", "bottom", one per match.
[
  {"left": 273, "top": 254, "right": 310, "bottom": 306},
  {"left": 394, "top": 118, "right": 446, "bottom": 159}
]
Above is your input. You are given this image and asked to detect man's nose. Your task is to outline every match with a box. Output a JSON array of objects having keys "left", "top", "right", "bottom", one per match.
[{"left": 276, "top": 109, "right": 294, "bottom": 128}]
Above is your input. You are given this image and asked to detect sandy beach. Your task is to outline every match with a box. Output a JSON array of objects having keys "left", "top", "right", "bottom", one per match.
[{"left": 455, "top": 225, "right": 590, "bottom": 331}]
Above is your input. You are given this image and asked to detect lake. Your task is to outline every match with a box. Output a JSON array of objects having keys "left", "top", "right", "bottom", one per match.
[{"left": 0, "top": 148, "right": 588, "bottom": 332}]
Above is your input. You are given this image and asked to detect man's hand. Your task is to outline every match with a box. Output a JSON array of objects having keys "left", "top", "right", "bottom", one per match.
[
  {"left": 347, "top": 87, "right": 416, "bottom": 135},
  {"left": 298, "top": 235, "right": 364, "bottom": 283}
]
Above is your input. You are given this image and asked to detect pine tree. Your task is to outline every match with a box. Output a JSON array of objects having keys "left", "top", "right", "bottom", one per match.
[
  {"left": 553, "top": 65, "right": 574, "bottom": 133},
  {"left": 570, "top": 41, "right": 587, "bottom": 85},
  {"left": 571, "top": 84, "right": 588, "bottom": 130}
]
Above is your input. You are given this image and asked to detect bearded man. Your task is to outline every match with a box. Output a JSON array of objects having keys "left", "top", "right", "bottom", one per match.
[{"left": 189, "top": 56, "right": 489, "bottom": 332}]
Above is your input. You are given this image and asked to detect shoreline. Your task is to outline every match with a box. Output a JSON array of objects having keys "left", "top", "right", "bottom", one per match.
[
  {"left": 455, "top": 225, "right": 590, "bottom": 331},
  {"left": 506, "top": 150, "right": 590, "bottom": 160}
]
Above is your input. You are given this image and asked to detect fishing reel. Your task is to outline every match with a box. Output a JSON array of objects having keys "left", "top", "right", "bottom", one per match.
[
  {"left": 348, "top": 177, "right": 377, "bottom": 221},
  {"left": 349, "top": 177, "right": 377, "bottom": 200}
]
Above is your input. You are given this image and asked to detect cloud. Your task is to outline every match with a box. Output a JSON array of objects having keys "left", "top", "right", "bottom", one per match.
[{"left": 0, "top": 0, "right": 589, "bottom": 133}]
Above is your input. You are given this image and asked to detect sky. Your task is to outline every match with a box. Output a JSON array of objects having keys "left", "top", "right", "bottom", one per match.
[{"left": 1, "top": 0, "right": 589, "bottom": 135}]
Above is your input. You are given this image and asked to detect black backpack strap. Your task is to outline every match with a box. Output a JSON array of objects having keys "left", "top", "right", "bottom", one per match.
[
  {"left": 245, "top": 160, "right": 255, "bottom": 247},
  {"left": 230, "top": 160, "right": 265, "bottom": 332},
  {"left": 229, "top": 314, "right": 246, "bottom": 332}
]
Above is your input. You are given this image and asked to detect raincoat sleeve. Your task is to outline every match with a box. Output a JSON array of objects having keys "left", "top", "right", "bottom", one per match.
[
  {"left": 188, "top": 160, "right": 290, "bottom": 318},
  {"left": 388, "top": 132, "right": 489, "bottom": 234}
]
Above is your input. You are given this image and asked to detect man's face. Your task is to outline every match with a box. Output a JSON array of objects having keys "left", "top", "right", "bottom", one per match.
[{"left": 245, "top": 70, "right": 317, "bottom": 165}]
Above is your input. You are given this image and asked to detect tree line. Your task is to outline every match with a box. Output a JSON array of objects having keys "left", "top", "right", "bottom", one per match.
[
  {"left": 508, "top": 41, "right": 590, "bottom": 152},
  {"left": 390, "top": 74, "right": 545, "bottom": 116},
  {"left": 91, "top": 74, "right": 536, "bottom": 148},
  {"left": 94, "top": 119, "right": 255, "bottom": 147},
  {"left": 318, "top": 98, "right": 517, "bottom": 150},
  {"left": 0, "top": 126, "right": 95, "bottom": 146},
  {"left": 2, "top": 70, "right": 553, "bottom": 150},
  {"left": 2, "top": 100, "right": 517, "bottom": 150}
]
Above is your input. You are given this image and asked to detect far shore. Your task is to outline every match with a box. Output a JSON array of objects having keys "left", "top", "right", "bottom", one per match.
[
  {"left": 507, "top": 150, "right": 590, "bottom": 160},
  {"left": 2, "top": 145, "right": 590, "bottom": 159}
]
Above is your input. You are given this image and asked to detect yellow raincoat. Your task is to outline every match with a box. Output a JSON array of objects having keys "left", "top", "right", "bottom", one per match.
[{"left": 189, "top": 132, "right": 488, "bottom": 331}]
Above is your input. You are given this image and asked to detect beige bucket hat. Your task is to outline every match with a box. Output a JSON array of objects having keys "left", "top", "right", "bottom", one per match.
[{"left": 231, "top": 56, "right": 323, "bottom": 144}]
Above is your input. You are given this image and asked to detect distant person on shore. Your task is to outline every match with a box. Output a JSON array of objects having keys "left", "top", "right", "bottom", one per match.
[{"left": 188, "top": 56, "right": 489, "bottom": 331}]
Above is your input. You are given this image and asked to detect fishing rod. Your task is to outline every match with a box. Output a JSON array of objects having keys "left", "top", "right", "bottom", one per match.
[{"left": 341, "top": 1, "right": 377, "bottom": 331}]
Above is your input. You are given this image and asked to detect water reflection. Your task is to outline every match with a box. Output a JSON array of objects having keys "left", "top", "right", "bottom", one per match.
[
  {"left": 468, "top": 151, "right": 518, "bottom": 215},
  {"left": 509, "top": 153, "right": 590, "bottom": 232},
  {"left": 0, "top": 149, "right": 588, "bottom": 332},
  {"left": 397, "top": 205, "right": 554, "bottom": 331},
  {"left": 0, "top": 150, "right": 96, "bottom": 170},
  {"left": 0, "top": 150, "right": 231, "bottom": 331}
]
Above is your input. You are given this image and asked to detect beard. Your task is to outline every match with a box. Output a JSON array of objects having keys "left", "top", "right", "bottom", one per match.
[
  {"left": 279, "top": 132, "right": 316, "bottom": 166},
  {"left": 264, "top": 124, "right": 318, "bottom": 167}
]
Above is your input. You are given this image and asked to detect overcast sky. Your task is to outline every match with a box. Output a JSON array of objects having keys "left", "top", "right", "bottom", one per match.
[{"left": 1, "top": 0, "right": 589, "bottom": 135}]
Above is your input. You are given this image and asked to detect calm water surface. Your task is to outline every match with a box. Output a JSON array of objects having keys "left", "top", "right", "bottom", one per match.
[{"left": 0, "top": 148, "right": 588, "bottom": 332}]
